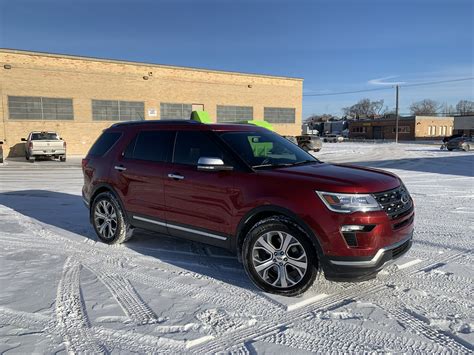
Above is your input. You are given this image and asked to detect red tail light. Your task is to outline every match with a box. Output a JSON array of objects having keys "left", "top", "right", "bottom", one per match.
[
  {"left": 28, "top": 142, "right": 33, "bottom": 150},
  {"left": 63, "top": 141, "right": 67, "bottom": 149},
  {"left": 81, "top": 158, "right": 89, "bottom": 169}
]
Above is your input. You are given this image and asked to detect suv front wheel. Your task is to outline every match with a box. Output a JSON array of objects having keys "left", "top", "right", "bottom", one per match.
[
  {"left": 91, "top": 192, "right": 133, "bottom": 244},
  {"left": 242, "top": 217, "right": 318, "bottom": 296}
]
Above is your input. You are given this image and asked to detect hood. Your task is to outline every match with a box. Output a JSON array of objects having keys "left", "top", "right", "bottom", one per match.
[{"left": 260, "top": 162, "right": 400, "bottom": 193}]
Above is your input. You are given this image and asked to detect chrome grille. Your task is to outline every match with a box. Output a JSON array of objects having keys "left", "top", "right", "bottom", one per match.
[{"left": 373, "top": 185, "right": 413, "bottom": 219}]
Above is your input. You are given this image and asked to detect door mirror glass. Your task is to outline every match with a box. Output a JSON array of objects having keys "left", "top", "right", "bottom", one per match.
[{"left": 197, "top": 157, "right": 233, "bottom": 172}]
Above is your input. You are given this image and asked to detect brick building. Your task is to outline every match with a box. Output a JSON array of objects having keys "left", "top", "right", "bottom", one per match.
[
  {"left": 348, "top": 116, "right": 454, "bottom": 140},
  {"left": 0, "top": 49, "right": 303, "bottom": 157}
]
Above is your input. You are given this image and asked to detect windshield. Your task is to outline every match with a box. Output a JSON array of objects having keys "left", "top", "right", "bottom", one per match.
[
  {"left": 220, "top": 131, "right": 319, "bottom": 169},
  {"left": 31, "top": 132, "right": 59, "bottom": 140}
]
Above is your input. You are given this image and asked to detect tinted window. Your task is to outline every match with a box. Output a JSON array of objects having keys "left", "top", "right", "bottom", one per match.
[
  {"left": 220, "top": 131, "right": 317, "bottom": 169},
  {"left": 173, "top": 131, "right": 226, "bottom": 165},
  {"left": 89, "top": 132, "right": 122, "bottom": 156},
  {"left": 126, "top": 130, "right": 175, "bottom": 162},
  {"left": 31, "top": 132, "right": 59, "bottom": 140}
]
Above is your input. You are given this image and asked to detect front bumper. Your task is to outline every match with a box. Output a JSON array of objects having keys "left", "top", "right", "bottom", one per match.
[{"left": 321, "top": 232, "right": 413, "bottom": 281}]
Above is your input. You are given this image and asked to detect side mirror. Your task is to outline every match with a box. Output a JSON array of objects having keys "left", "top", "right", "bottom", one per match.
[
  {"left": 197, "top": 157, "right": 233, "bottom": 172},
  {"left": 21, "top": 138, "right": 27, "bottom": 142}
]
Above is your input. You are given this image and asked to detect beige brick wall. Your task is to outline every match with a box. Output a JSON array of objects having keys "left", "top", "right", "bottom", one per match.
[
  {"left": 415, "top": 116, "right": 454, "bottom": 138},
  {"left": 0, "top": 50, "right": 303, "bottom": 157}
]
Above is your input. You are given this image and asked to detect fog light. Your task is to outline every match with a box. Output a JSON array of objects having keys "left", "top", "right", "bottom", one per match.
[{"left": 341, "top": 225, "right": 365, "bottom": 232}]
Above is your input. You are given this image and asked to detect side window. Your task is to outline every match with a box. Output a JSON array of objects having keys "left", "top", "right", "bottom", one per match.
[
  {"left": 88, "top": 132, "right": 122, "bottom": 157},
  {"left": 173, "top": 131, "right": 227, "bottom": 166},
  {"left": 124, "top": 130, "right": 175, "bottom": 162}
]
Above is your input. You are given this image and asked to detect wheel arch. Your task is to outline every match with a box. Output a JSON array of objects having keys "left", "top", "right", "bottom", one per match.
[
  {"left": 89, "top": 183, "right": 130, "bottom": 225},
  {"left": 233, "top": 205, "right": 323, "bottom": 262}
]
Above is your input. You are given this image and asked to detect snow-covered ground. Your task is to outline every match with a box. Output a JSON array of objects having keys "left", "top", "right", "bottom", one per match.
[{"left": 0, "top": 142, "right": 473, "bottom": 354}]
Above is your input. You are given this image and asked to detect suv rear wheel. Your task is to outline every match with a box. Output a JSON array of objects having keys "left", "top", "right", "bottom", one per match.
[
  {"left": 242, "top": 217, "right": 318, "bottom": 296},
  {"left": 92, "top": 192, "right": 133, "bottom": 244}
]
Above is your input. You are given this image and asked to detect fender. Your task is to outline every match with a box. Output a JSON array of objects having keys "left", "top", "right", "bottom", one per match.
[
  {"left": 89, "top": 182, "right": 130, "bottom": 225},
  {"left": 233, "top": 204, "right": 324, "bottom": 257}
]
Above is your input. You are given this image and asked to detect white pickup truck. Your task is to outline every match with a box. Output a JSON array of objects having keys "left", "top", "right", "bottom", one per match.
[{"left": 21, "top": 131, "right": 67, "bottom": 162}]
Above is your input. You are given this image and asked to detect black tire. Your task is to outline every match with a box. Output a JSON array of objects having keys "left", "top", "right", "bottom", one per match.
[
  {"left": 25, "top": 152, "right": 30, "bottom": 161},
  {"left": 60, "top": 155, "right": 66, "bottom": 162},
  {"left": 91, "top": 192, "right": 133, "bottom": 244},
  {"left": 463, "top": 144, "right": 470, "bottom": 152},
  {"left": 242, "top": 216, "right": 318, "bottom": 296},
  {"left": 447, "top": 148, "right": 453, "bottom": 151},
  {"left": 301, "top": 144, "right": 310, "bottom": 152}
]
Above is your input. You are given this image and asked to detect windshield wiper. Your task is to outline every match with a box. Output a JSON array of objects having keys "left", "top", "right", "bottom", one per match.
[
  {"left": 252, "top": 163, "right": 293, "bottom": 169},
  {"left": 290, "top": 160, "right": 319, "bottom": 166}
]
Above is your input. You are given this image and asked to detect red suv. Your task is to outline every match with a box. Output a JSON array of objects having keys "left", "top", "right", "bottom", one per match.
[{"left": 82, "top": 120, "right": 414, "bottom": 296}]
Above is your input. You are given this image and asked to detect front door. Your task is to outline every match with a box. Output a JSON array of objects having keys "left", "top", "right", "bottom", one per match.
[
  {"left": 164, "top": 130, "right": 236, "bottom": 247},
  {"left": 373, "top": 126, "right": 383, "bottom": 139}
]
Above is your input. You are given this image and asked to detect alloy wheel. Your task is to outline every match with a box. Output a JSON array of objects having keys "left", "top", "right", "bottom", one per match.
[
  {"left": 94, "top": 200, "right": 118, "bottom": 240},
  {"left": 252, "top": 231, "right": 308, "bottom": 288}
]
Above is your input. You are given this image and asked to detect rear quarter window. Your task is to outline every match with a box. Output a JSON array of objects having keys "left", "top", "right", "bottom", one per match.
[
  {"left": 124, "top": 130, "right": 175, "bottom": 162},
  {"left": 88, "top": 131, "right": 122, "bottom": 157}
]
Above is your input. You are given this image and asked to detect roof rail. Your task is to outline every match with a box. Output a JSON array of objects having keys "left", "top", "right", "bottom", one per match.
[{"left": 111, "top": 119, "right": 201, "bottom": 128}]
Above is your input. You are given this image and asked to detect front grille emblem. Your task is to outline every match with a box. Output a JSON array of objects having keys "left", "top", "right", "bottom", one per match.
[{"left": 400, "top": 193, "right": 409, "bottom": 205}]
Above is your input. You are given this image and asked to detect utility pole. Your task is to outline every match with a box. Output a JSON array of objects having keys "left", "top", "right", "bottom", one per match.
[{"left": 395, "top": 85, "right": 399, "bottom": 143}]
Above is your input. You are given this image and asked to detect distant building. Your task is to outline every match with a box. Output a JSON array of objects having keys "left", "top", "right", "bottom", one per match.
[
  {"left": 348, "top": 116, "right": 454, "bottom": 140},
  {"left": 453, "top": 115, "right": 474, "bottom": 136},
  {"left": 0, "top": 49, "right": 303, "bottom": 157}
]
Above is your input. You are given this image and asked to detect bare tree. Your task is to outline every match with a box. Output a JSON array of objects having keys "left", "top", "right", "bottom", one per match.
[
  {"left": 342, "top": 99, "right": 386, "bottom": 118},
  {"left": 409, "top": 99, "right": 441, "bottom": 115},
  {"left": 456, "top": 100, "right": 474, "bottom": 115}
]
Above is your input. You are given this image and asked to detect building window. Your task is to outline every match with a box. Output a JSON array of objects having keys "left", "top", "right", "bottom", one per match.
[
  {"left": 92, "top": 100, "right": 144, "bottom": 121},
  {"left": 393, "top": 126, "right": 411, "bottom": 133},
  {"left": 160, "top": 103, "right": 192, "bottom": 120},
  {"left": 264, "top": 107, "right": 296, "bottom": 123},
  {"left": 449, "top": 126, "right": 453, "bottom": 135},
  {"left": 351, "top": 126, "right": 367, "bottom": 133},
  {"left": 8, "top": 96, "right": 74, "bottom": 120},
  {"left": 216, "top": 105, "right": 253, "bottom": 122}
]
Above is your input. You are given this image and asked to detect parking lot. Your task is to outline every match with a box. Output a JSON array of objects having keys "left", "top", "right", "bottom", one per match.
[{"left": 0, "top": 142, "right": 473, "bottom": 353}]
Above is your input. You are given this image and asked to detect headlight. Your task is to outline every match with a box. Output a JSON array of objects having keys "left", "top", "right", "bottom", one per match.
[{"left": 316, "top": 191, "right": 382, "bottom": 213}]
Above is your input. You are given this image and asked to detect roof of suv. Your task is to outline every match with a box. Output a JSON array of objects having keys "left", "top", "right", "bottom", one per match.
[{"left": 110, "top": 120, "right": 266, "bottom": 132}]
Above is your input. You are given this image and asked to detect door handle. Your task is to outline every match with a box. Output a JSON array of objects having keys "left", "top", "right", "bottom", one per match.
[
  {"left": 114, "top": 165, "right": 127, "bottom": 172},
  {"left": 168, "top": 173, "right": 184, "bottom": 180}
]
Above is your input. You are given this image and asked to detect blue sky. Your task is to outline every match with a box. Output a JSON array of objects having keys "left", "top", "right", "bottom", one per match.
[{"left": 0, "top": 0, "right": 472, "bottom": 117}]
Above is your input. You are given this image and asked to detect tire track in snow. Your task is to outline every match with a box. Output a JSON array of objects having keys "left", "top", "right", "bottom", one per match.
[
  {"left": 0, "top": 307, "right": 50, "bottom": 332},
  {"left": 1, "top": 205, "right": 472, "bottom": 352},
  {"left": 262, "top": 320, "right": 448, "bottom": 353},
  {"left": 55, "top": 257, "right": 107, "bottom": 354},
  {"left": 190, "top": 252, "right": 470, "bottom": 353},
  {"left": 84, "top": 264, "right": 161, "bottom": 325},
  {"left": 383, "top": 307, "right": 472, "bottom": 352}
]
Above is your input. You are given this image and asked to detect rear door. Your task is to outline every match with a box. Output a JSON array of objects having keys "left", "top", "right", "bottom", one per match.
[
  {"left": 112, "top": 129, "right": 175, "bottom": 234},
  {"left": 164, "top": 130, "right": 236, "bottom": 247}
]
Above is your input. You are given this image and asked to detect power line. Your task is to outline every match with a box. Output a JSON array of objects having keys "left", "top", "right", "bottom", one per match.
[
  {"left": 402, "top": 77, "right": 474, "bottom": 88},
  {"left": 303, "top": 77, "right": 474, "bottom": 97}
]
